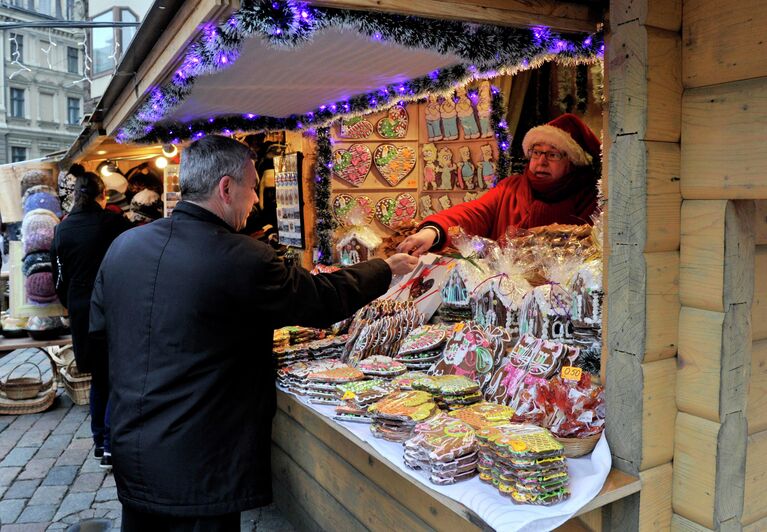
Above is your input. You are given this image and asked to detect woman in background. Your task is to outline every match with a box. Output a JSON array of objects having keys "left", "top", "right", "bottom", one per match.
[{"left": 50, "top": 171, "right": 131, "bottom": 469}]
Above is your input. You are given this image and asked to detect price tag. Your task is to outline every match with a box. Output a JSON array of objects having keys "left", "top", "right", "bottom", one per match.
[{"left": 560, "top": 366, "right": 583, "bottom": 381}]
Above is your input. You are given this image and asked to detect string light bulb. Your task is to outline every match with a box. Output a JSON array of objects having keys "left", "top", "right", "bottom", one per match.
[{"left": 155, "top": 156, "right": 169, "bottom": 169}]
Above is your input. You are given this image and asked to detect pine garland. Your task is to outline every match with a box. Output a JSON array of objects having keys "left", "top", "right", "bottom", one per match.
[
  {"left": 489, "top": 87, "right": 511, "bottom": 186},
  {"left": 117, "top": 0, "right": 604, "bottom": 144},
  {"left": 314, "top": 127, "right": 335, "bottom": 265}
]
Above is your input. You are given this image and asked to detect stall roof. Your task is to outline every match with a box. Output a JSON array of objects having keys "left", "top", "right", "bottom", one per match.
[{"left": 66, "top": 0, "right": 604, "bottom": 159}]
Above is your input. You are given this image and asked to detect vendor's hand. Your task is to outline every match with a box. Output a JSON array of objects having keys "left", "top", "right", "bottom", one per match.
[
  {"left": 385, "top": 253, "right": 419, "bottom": 275},
  {"left": 397, "top": 228, "right": 437, "bottom": 257}
]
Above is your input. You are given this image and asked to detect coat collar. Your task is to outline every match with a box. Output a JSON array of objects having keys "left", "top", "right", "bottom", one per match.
[{"left": 171, "top": 201, "right": 235, "bottom": 232}]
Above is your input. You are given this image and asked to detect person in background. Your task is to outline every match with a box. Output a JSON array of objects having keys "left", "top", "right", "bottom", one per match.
[
  {"left": 50, "top": 171, "right": 132, "bottom": 469},
  {"left": 398, "top": 113, "right": 601, "bottom": 255},
  {"left": 90, "top": 135, "right": 417, "bottom": 531}
]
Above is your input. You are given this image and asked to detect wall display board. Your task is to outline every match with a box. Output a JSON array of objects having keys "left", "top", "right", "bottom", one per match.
[
  {"left": 274, "top": 152, "right": 306, "bottom": 248},
  {"left": 329, "top": 82, "right": 498, "bottom": 263}
]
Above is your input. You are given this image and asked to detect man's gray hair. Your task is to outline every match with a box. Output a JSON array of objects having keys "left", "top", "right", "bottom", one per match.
[{"left": 180, "top": 135, "right": 254, "bottom": 201}]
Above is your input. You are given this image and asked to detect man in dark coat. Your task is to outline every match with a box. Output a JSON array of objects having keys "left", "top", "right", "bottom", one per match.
[{"left": 90, "top": 135, "right": 417, "bottom": 530}]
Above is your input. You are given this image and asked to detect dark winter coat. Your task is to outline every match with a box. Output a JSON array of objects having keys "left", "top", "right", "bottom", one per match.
[
  {"left": 89, "top": 201, "right": 392, "bottom": 516},
  {"left": 50, "top": 204, "right": 131, "bottom": 372}
]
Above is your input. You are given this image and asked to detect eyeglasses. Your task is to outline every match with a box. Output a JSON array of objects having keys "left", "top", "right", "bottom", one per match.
[{"left": 527, "top": 148, "right": 566, "bottom": 161}]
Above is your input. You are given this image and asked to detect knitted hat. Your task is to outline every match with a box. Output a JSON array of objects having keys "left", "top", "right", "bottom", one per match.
[
  {"left": 103, "top": 172, "right": 128, "bottom": 194},
  {"left": 22, "top": 251, "right": 52, "bottom": 276},
  {"left": 130, "top": 189, "right": 162, "bottom": 220},
  {"left": 22, "top": 184, "right": 58, "bottom": 204},
  {"left": 23, "top": 191, "right": 63, "bottom": 218},
  {"left": 25, "top": 272, "right": 57, "bottom": 303},
  {"left": 21, "top": 209, "right": 59, "bottom": 254},
  {"left": 522, "top": 113, "right": 601, "bottom": 167},
  {"left": 20, "top": 169, "right": 56, "bottom": 195}
]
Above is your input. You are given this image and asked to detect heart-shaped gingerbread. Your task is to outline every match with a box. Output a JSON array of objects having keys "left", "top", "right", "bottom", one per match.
[
  {"left": 374, "top": 144, "right": 416, "bottom": 186},
  {"left": 375, "top": 193, "right": 417, "bottom": 229},
  {"left": 332, "top": 144, "right": 372, "bottom": 187},
  {"left": 338, "top": 116, "right": 374, "bottom": 139},
  {"left": 376, "top": 105, "right": 409, "bottom": 138},
  {"left": 333, "top": 194, "right": 373, "bottom": 226}
]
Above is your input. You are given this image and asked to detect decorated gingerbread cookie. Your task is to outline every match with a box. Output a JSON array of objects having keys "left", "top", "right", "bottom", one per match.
[
  {"left": 333, "top": 144, "right": 372, "bottom": 187},
  {"left": 375, "top": 193, "right": 417, "bottom": 229},
  {"left": 339, "top": 116, "right": 374, "bottom": 139},
  {"left": 332, "top": 194, "right": 374, "bottom": 226},
  {"left": 374, "top": 144, "right": 416, "bottom": 186},
  {"left": 397, "top": 325, "right": 447, "bottom": 356},
  {"left": 376, "top": 105, "right": 409, "bottom": 138}
]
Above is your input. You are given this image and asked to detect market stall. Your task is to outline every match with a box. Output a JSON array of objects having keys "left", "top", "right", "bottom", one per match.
[{"left": 48, "top": 0, "right": 767, "bottom": 530}]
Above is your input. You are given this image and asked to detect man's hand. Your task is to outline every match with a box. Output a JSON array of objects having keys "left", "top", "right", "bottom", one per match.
[
  {"left": 397, "top": 228, "right": 437, "bottom": 257},
  {"left": 384, "top": 253, "right": 419, "bottom": 275}
]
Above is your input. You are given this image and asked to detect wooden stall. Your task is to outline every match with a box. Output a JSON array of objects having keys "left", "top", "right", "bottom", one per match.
[{"left": 53, "top": 0, "right": 767, "bottom": 530}]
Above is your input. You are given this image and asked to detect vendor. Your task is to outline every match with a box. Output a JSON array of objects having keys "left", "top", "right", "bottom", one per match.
[{"left": 398, "top": 113, "right": 601, "bottom": 255}]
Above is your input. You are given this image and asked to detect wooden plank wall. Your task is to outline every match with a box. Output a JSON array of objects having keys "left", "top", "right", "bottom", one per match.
[
  {"left": 673, "top": 0, "right": 767, "bottom": 529},
  {"left": 604, "top": 1, "right": 681, "bottom": 529}
]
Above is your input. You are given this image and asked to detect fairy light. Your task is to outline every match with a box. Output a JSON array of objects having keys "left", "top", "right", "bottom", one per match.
[
  {"left": 9, "top": 34, "right": 31, "bottom": 80},
  {"left": 40, "top": 29, "right": 57, "bottom": 70}
]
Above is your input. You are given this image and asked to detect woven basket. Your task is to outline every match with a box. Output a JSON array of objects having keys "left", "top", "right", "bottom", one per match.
[
  {"left": 49, "top": 345, "right": 75, "bottom": 386},
  {"left": 0, "top": 379, "right": 56, "bottom": 415},
  {"left": 555, "top": 432, "right": 601, "bottom": 458},
  {"left": 1, "top": 361, "right": 43, "bottom": 400},
  {"left": 60, "top": 360, "right": 91, "bottom": 406}
]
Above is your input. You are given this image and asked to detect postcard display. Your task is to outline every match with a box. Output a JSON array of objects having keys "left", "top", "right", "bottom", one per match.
[{"left": 329, "top": 82, "right": 497, "bottom": 265}]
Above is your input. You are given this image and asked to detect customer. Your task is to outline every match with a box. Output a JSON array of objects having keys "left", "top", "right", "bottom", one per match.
[
  {"left": 399, "top": 113, "right": 601, "bottom": 255},
  {"left": 90, "top": 135, "right": 417, "bottom": 530},
  {"left": 50, "top": 170, "right": 131, "bottom": 468}
]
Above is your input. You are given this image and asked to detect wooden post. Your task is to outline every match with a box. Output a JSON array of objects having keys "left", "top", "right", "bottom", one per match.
[{"left": 605, "top": 1, "right": 681, "bottom": 529}]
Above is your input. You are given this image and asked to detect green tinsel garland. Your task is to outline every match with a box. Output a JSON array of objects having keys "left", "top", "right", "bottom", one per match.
[
  {"left": 314, "top": 127, "right": 335, "bottom": 265},
  {"left": 117, "top": 0, "right": 603, "bottom": 144}
]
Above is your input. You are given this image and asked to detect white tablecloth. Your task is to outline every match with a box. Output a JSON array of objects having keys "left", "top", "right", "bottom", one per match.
[{"left": 281, "top": 389, "right": 612, "bottom": 532}]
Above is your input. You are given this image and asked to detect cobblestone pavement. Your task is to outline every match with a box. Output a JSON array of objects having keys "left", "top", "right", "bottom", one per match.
[{"left": 0, "top": 349, "right": 295, "bottom": 531}]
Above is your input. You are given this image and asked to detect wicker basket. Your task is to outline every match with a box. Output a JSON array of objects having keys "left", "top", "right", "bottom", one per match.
[
  {"left": 60, "top": 360, "right": 91, "bottom": 406},
  {"left": 0, "top": 379, "right": 56, "bottom": 415},
  {"left": 0, "top": 361, "right": 44, "bottom": 400},
  {"left": 555, "top": 432, "right": 602, "bottom": 458},
  {"left": 49, "top": 345, "right": 75, "bottom": 386}
]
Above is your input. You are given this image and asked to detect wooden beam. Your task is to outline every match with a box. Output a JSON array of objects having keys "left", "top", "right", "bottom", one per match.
[
  {"left": 677, "top": 304, "right": 752, "bottom": 422},
  {"left": 641, "top": 359, "right": 676, "bottom": 469},
  {"left": 646, "top": 141, "right": 681, "bottom": 253},
  {"left": 645, "top": 251, "right": 679, "bottom": 362},
  {"left": 745, "top": 516, "right": 767, "bottom": 532},
  {"left": 671, "top": 514, "right": 713, "bottom": 531},
  {"left": 755, "top": 202, "right": 767, "bottom": 246},
  {"left": 609, "top": 0, "right": 681, "bottom": 32},
  {"left": 103, "top": 0, "right": 237, "bottom": 136},
  {"left": 748, "top": 340, "right": 767, "bottom": 435},
  {"left": 309, "top": 0, "right": 600, "bottom": 33},
  {"left": 683, "top": 0, "right": 767, "bottom": 89},
  {"left": 681, "top": 77, "right": 767, "bottom": 199},
  {"left": 639, "top": 463, "right": 673, "bottom": 531},
  {"left": 743, "top": 429, "right": 767, "bottom": 525},
  {"left": 680, "top": 201, "right": 755, "bottom": 312},
  {"left": 673, "top": 412, "right": 747, "bottom": 529},
  {"left": 753, "top": 247, "right": 767, "bottom": 342}
]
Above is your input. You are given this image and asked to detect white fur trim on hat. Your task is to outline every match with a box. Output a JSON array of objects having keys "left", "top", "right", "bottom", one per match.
[{"left": 522, "top": 125, "right": 593, "bottom": 166}]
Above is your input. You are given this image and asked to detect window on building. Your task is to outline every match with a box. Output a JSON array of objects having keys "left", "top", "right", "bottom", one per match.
[
  {"left": 9, "top": 33, "right": 23, "bottom": 62},
  {"left": 11, "top": 147, "right": 27, "bottom": 163},
  {"left": 92, "top": 12, "right": 114, "bottom": 74},
  {"left": 40, "top": 92, "right": 55, "bottom": 122},
  {"left": 67, "top": 46, "right": 79, "bottom": 74},
  {"left": 121, "top": 9, "right": 138, "bottom": 47},
  {"left": 66, "top": 0, "right": 75, "bottom": 20},
  {"left": 38, "top": 0, "right": 52, "bottom": 16},
  {"left": 10, "top": 88, "right": 25, "bottom": 118},
  {"left": 67, "top": 97, "right": 80, "bottom": 124}
]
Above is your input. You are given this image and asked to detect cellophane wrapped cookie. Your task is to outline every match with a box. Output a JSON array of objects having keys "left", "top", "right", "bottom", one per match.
[
  {"left": 368, "top": 390, "right": 438, "bottom": 442},
  {"left": 404, "top": 413, "right": 479, "bottom": 485}
]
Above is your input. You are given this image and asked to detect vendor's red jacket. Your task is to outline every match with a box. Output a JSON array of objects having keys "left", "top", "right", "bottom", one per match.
[{"left": 423, "top": 166, "right": 598, "bottom": 248}]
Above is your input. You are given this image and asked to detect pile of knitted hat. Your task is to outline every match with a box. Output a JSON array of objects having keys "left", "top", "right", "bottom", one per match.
[{"left": 19, "top": 170, "right": 61, "bottom": 306}]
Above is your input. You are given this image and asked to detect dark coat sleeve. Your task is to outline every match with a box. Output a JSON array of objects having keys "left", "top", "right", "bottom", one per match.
[
  {"left": 49, "top": 227, "right": 68, "bottom": 307},
  {"left": 247, "top": 246, "right": 392, "bottom": 330}
]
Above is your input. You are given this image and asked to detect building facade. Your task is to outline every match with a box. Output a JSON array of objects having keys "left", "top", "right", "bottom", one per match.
[{"left": 1, "top": 0, "right": 88, "bottom": 164}]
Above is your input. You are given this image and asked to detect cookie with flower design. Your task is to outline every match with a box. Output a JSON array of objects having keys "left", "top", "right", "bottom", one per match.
[{"left": 375, "top": 193, "right": 417, "bottom": 229}]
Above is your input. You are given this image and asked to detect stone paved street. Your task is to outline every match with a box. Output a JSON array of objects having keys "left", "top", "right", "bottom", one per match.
[{"left": 0, "top": 349, "right": 295, "bottom": 531}]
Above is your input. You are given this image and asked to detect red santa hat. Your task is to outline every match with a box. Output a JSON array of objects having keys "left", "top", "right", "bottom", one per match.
[{"left": 522, "top": 113, "right": 601, "bottom": 167}]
